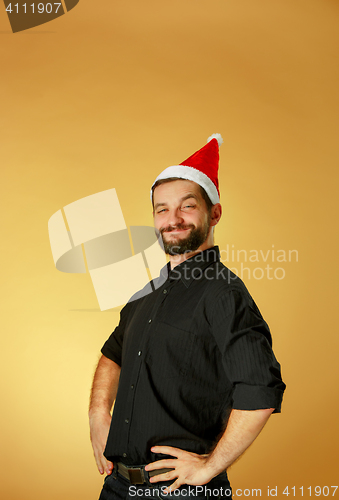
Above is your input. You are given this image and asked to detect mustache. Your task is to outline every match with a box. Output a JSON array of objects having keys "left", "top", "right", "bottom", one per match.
[{"left": 160, "top": 224, "right": 195, "bottom": 234}]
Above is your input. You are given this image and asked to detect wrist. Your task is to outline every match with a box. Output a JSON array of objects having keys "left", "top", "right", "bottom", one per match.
[{"left": 204, "top": 453, "right": 229, "bottom": 477}]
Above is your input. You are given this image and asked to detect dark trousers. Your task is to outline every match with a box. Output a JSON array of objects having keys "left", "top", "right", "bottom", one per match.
[{"left": 99, "top": 468, "right": 232, "bottom": 500}]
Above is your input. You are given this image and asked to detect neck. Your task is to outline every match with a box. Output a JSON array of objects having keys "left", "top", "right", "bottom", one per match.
[{"left": 169, "top": 236, "right": 215, "bottom": 269}]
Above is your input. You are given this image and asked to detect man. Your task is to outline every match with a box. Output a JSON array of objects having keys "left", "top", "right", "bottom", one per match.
[{"left": 89, "top": 134, "right": 286, "bottom": 499}]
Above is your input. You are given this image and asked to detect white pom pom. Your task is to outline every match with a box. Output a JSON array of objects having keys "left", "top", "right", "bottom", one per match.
[{"left": 207, "top": 133, "right": 223, "bottom": 147}]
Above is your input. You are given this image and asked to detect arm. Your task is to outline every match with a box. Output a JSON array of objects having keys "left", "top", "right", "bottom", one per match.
[
  {"left": 145, "top": 407, "right": 274, "bottom": 492},
  {"left": 89, "top": 354, "right": 121, "bottom": 475}
]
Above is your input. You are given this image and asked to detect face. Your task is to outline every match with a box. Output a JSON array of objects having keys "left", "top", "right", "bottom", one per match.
[{"left": 153, "top": 179, "right": 212, "bottom": 256}]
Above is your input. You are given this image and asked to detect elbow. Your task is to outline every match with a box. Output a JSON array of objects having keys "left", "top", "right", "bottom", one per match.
[
  {"left": 262, "top": 407, "right": 275, "bottom": 414},
  {"left": 257, "top": 407, "right": 275, "bottom": 421}
]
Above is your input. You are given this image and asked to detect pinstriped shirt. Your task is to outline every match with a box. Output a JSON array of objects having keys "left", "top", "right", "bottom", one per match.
[{"left": 101, "top": 246, "right": 285, "bottom": 465}]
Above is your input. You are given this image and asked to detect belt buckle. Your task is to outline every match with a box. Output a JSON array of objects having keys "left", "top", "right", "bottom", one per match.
[{"left": 128, "top": 466, "right": 145, "bottom": 485}]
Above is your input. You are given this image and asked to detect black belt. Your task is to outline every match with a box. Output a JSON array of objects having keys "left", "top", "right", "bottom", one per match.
[{"left": 116, "top": 462, "right": 174, "bottom": 485}]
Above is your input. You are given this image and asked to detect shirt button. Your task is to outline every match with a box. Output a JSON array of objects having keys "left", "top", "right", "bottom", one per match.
[
  {"left": 123, "top": 453, "right": 127, "bottom": 458},
  {"left": 163, "top": 289, "right": 167, "bottom": 294},
  {"left": 138, "top": 351, "right": 142, "bottom": 356},
  {"left": 125, "top": 419, "right": 129, "bottom": 424},
  {"left": 148, "top": 319, "right": 152, "bottom": 323},
  {"left": 130, "top": 385, "right": 134, "bottom": 389}
]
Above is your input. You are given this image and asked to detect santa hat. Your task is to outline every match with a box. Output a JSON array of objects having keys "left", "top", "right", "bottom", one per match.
[{"left": 150, "top": 133, "right": 223, "bottom": 205}]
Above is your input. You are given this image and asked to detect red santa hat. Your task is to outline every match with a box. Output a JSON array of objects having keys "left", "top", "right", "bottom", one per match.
[{"left": 151, "top": 133, "right": 223, "bottom": 205}]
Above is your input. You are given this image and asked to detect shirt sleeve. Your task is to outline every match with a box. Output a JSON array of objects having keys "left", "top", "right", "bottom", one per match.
[
  {"left": 101, "top": 281, "right": 154, "bottom": 365},
  {"left": 211, "top": 287, "right": 286, "bottom": 413},
  {"left": 101, "top": 302, "right": 131, "bottom": 366}
]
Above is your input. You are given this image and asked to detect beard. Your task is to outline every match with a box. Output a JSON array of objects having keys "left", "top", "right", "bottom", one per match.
[{"left": 158, "top": 218, "right": 211, "bottom": 256}]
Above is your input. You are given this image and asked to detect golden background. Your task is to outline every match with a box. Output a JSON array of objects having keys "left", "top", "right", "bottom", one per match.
[{"left": 1, "top": 0, "right": 338, "bottom": 498}]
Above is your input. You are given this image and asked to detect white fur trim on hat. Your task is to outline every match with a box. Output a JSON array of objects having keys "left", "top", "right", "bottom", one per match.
[{"left": 150, "top": 165, "right": 220, "bottom": 205}]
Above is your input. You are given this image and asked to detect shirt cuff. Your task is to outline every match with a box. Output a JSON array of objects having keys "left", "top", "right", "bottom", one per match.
[
  {"left": 101, "top": 344, "right": 122, "bottom": 367},
  {"left": 232, "top": 384, "right": 285, "bottom": 413}
]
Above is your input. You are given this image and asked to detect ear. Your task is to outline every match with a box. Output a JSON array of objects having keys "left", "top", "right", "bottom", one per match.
[{"left": 210, "top": 203, "right": 222, "bottom": 227}]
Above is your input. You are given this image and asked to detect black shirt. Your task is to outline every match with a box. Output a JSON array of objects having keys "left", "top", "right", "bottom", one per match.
[{"left": 101, "top": 246, "right": 285, "bottom": 465}]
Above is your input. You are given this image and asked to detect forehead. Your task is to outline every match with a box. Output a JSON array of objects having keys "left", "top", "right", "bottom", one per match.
[{"left": 153, "top": 179, "right": 202, "bottom": 204}]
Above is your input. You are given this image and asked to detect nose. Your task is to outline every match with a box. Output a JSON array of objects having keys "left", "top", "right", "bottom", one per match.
[{"left": 166, "top": 208, "right": 184, "bottom": 227}]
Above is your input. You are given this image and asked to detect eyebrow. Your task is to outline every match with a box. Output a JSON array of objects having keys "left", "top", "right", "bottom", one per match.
[{"left": 154, "top": 193, "right": 199, "bottom": 211}]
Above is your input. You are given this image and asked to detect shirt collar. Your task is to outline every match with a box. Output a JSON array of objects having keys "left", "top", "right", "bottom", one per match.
[{"left": 159, "top": 246, "right": 220, "bottom": 288}]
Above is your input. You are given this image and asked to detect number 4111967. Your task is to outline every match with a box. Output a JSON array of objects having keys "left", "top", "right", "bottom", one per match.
[{"left": 6, "top": 3, "right": 62, "bottom": 14}]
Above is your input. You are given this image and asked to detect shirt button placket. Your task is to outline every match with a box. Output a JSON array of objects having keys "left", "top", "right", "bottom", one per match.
[{"left": 123, "top": 282, "right": 171, "bottom": 458}]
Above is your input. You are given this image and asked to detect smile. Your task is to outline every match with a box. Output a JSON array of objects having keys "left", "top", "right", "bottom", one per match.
[{"left": 164, "top": 228, "right": 191, "bottom": 235}]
